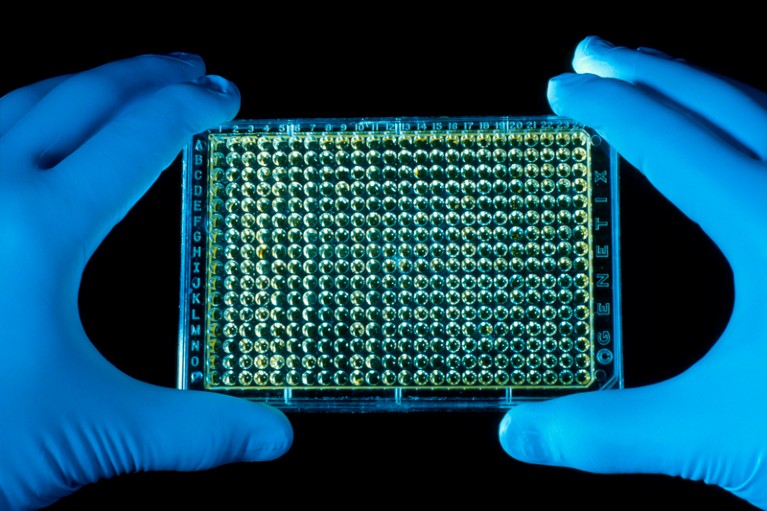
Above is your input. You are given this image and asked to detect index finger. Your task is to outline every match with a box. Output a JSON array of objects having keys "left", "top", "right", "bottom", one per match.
[{"left": 573, "top": 36, "right": 767, "bottom": 161}]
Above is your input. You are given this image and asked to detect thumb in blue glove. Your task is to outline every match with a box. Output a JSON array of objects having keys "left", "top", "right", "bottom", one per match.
[
  {"left": 499, "top": 35, "right": 767, "bottom": 510},
  {"left": 0, "top": 53, "right": 292, "bottom": 510}
]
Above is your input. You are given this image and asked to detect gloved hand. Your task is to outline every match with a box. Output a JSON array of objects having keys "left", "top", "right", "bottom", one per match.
[
  {"left": 499, "top": 35, "right": 767, "bottom": 509},
  {"left": 0, "top": 53, "right": 292, "bottom": 510}
]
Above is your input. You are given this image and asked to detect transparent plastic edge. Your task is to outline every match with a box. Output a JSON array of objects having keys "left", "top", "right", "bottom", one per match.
[
  {"left": 610, "top": 146, "right": 624, "bottom": 390},
  {"left": 177, "top": 115, "right": 622, "bottom": 412},
  {"left": 177, "top": 144, "right": 193, "bottom": 390}
]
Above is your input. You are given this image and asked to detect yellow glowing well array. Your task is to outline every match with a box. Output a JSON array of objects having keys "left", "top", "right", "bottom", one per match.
[{"left": 201, "top": 126, "right": 599, "bottom": 392}]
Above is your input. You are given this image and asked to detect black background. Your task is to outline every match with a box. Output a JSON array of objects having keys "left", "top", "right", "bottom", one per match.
[{"left": 2, "top": 10, "right": 760, "bottom": 510}]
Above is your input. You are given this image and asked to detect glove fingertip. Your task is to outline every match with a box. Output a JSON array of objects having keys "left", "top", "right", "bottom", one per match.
[
  {"left": 499, "top": 406, "right": 559, "bottom": 466},
  {"left": 547, "top": 73, "right": 593, "bottom": 116},
  {"left": 192, "top": 74, "right": 240, "bottom": 98},
  {"left": 573, "top": 35, "right": 618, "bottom": 76},
  {"left": 240, "top": 403, "right": 294, "bottom": 462}
]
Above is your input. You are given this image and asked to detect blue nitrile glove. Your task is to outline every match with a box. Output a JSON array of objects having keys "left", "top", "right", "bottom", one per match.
[
  {"left": 499, "top": 35, "right": 767, "bottom": 509},
  {"left": 0, "top": 53, "right": 292, "bottom": 510}
]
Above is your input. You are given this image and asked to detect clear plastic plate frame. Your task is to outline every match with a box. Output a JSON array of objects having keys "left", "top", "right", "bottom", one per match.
[{"left": 178, "top": 116, "right": 622, "bottom": 411}]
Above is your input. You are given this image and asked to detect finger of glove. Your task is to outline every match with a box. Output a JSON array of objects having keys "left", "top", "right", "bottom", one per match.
[
  {"left": 50, "top": 75, "right": 239, "bottom": 259},
  {"left": 23, "top": 382, "right": 293, "bottom": 508},
  {"left": 122, "top": 386, "right": 293, "bottom": 472},
  {"left": 4, "top": 53, "right": 205, "bottom": 171},
  {"left": 548, "top": 72, "right": 767, "bottom": 261},
  {"left": 573, "top": 35, "right": 767, "bottom": 161},
  {"left": 0, "top": 75, "right": 71, "bottom": 138},
  {"left": 499, "top": 370, "right": 767, "bottom": 510},
  {"left": 499, "top": 382, "right": 708, "bottom": 478}
]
